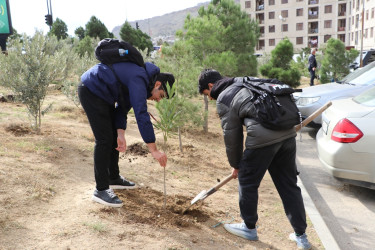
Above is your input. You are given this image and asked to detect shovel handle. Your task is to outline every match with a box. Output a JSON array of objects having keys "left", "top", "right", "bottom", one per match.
[
  {"left": 294, "top": 101, "right": 332, "bottom": 132},
  {"left": 209, "top": 174, "right": 234, "bottom": 193}
]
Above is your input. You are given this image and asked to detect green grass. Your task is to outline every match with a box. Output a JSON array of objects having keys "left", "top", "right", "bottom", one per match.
[{"left": 83, "top": 221, "right": 108, "bottom": 232}]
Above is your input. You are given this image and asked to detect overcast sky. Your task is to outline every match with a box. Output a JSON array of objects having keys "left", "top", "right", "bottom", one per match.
[{"left": 8, "top": 0, "right": 209, "bottom": 36}]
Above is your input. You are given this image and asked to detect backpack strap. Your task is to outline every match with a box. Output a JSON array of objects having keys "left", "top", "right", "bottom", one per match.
[{"left": 108, "top": 65, "right": 129, "bottom": 102}]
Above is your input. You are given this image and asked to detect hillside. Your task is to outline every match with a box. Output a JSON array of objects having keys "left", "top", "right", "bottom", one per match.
[{"left": 112, "top": 0, "right": 240, "bottom": 41}]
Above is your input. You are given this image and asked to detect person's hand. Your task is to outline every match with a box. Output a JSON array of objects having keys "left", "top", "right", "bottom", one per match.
[
  {"left": 231, "top": 168, "right": 239, "bottom": 179},
  {"left": 151, "top": 150, "right": 167, "bottom": 167},
  {"left": 116, "top": 129, "right": 126, "bottom": 152},
  {"left": 313, "top": 67, "right": 316, "bottom": 71}
]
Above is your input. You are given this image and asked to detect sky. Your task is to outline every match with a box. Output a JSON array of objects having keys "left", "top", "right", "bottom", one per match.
[{"left": 8, "top": 0, "right": 209, "bottom": 36}]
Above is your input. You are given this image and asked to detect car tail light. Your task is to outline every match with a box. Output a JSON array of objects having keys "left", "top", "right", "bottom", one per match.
[{"left": 331, "top": 118, "right": 363, "bottom": 143}]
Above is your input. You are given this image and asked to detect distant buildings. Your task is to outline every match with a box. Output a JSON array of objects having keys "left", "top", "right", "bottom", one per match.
[{"left": 240, "top": 0, "right": 375, "bottom": 53}]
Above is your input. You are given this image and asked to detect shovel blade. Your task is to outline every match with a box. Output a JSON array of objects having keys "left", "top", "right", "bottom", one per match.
[{"left": 191, "top": 190, "right": 207, "bottom": 204}]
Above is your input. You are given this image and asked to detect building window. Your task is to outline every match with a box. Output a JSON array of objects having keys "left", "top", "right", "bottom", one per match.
[
  {"left": 269, "top": 39, "right": 276, "bottom": 46},
  {"left": 371, "top": 27, "right": 374, "bottom": 38},
  {"left": 296, "top": 8, "right": 303, "bottom": 17},
  {"left": 281, "top": 0, "right": 288, "bottom": 4},
  {"left": 269, "top": 0, "right": 275, "bottom": 5},
  {"left": 269, "top": 12, "right": 275, "bottom": 19},
  {"left": 324, "top": 5, "right": 332, "bottom": 14},
  {"left": 269, "top": 25, "right": 275, "bottom": 32},
  {"left": 372, "top": 8, "right": 374, "bottom": 19},
  {"left": 282, "top": 24, "right": 288, "bottom": 32},
  {"left": 324, "top": 20, "right": 332, "bottom": 28},
  {"left": 296, "top": 37, "right": 303, "bottom": 45},
  {"left": 245, "top": 1, "right": 251, "bottom": 8},
  {"left": 296, "top": 23, "right": 303, "bottom": 31},
  {"left": 366, "top": 10, "right": 369, "bottom": 20},
  {"left": 324, "top": 35, "right": 331, "bottom": 42},
  {"left": 281, "top": 10, "right": 288, "bottom": 18}
]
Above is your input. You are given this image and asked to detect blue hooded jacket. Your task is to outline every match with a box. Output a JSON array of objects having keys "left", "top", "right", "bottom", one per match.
[{"left": 80, "top": 62, "right": 160, "bottom": 143}]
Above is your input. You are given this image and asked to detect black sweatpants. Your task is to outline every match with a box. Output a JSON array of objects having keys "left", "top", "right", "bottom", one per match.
[
  {"left": 238, "top": 137, "right": 307, "bottom": 235},
  {"left": 78, "top": 84, "right": 120, "bottom": 191}
]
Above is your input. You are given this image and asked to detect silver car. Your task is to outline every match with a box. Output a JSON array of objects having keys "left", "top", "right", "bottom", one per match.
[
  {"left": 294, "top": 61, "right": 375, "bottom": 127},
  {"left": 317, "top": 87, "right": 375, "bottom": 189}
]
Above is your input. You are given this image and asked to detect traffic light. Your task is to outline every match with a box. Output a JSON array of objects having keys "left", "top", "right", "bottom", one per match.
[
  {"left": 136, "top": 22, "right": 139, "bottom": 30},
  {"left": 45, "top": 14, "right": 53, "bottom": 26}
]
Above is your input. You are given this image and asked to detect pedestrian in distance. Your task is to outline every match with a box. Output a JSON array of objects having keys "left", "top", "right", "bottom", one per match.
[
  {"left": 78, "top": 60, "right": 175, "bottom": 208},
  {"left": 308, "top": 48, "right": 318, "bottom": 86},
  {"left": 198, "top": 69, "right": 312, "bottom": 250}
]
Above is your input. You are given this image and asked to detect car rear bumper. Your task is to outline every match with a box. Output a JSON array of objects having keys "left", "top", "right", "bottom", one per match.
[{"left": 317, "top": 129, "right": 375, "bottom": 184}]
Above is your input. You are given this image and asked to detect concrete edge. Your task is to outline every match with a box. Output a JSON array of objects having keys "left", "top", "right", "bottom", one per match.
[{"left": 298, "top": 177, "right": 340, "bottom": 250}]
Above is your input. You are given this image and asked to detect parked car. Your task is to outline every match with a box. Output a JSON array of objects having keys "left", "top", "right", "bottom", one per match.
[
  {"left": 316, "top": 87, "right": 375, "bottom": 189},
  {"left": 293, "top": 61, "right": 375, "bottom": 127},
  {"left": 349, "top": 49, "right": 375, "bottom": 70}
]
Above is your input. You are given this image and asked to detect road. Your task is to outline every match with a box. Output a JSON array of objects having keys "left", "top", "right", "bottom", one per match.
[{"left": 296, "top": 127, "right": 375, "bottom": 250}]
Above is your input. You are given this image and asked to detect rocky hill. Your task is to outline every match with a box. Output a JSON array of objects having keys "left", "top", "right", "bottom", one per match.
[{"left": 112, "top": 0, "right": 240, "bottom": 42}]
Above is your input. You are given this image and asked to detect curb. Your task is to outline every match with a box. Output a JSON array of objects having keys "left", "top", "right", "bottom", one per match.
[{"left": 298, "top": 177, "right": 340, "bottom": 250}]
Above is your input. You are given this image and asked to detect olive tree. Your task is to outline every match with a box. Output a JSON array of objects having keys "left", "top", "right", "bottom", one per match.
[{"left": 0, "top": 32, "right": 74, "bottom": 133}]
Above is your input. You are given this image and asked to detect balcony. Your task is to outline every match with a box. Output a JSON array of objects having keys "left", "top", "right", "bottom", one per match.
[
  {"left": 309, "top": 36, "right": 318, "bottom": 48},
  {"left": 308, "top": 9, "right": 319, "bottom": 19},
  {"left": 256, "top": 13, "right": 265, "bottom": 25},
  {"left": 338, "top": 27, "right": 346, "bottom": 32},
  {"left": 309, "top": 0, "right": 319, "bottom": 4},
  {"left": 309, "top": 28, "right": 319, "bottom": 34},
  {"left": 256, "top": 0, "right": 265, "bottom": 11}
]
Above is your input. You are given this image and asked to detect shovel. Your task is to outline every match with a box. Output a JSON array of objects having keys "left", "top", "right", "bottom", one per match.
[
  {"left": 182, "top": 102, "right": 333, "bottom": 214},
  {"left": 182, "top": 174, "right": 233, "bottom": 214}
]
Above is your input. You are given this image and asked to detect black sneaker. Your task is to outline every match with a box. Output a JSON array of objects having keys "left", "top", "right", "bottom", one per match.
[
  {"left": 109, "top": 176, "right": 136, "bottom": 190},
  {"left": 92, "top": 188, "right": 123, "bottom": 208}
]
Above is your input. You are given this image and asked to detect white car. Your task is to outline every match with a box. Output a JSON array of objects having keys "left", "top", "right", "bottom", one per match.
[
  {"left": 294, "top": 61, "right": 375, "bottom": 127},
  {"left": 317, "top": 87, "right": 375, "bottom": 189}
]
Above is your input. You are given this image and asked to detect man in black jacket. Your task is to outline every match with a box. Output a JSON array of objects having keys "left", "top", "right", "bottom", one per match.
[
  {"left": 308, "top": 48, "right": 317, "bottom": 86},
  {"left": 198, "top": 69, "right": 312, "bottom": 250}
]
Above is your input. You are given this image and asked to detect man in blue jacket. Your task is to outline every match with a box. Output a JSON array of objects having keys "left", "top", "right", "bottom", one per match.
[{"left": 78, "top": 61, "right": 174, "bottom": 208}]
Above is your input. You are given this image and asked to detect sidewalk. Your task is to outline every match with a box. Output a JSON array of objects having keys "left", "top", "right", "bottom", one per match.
[{"left": 298, "top": 177, "right": 340, "bottom": 250}]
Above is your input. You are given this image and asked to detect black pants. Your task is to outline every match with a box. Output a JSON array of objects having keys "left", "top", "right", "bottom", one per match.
[
  {"left": 309, "top": 70, "right": 315, "bottom": 86},
  {"left": 238, "top": 137, "right": 307, "bottom": 235},
  {"left": 78, "top": 84, "right": 120, "bottom": 191}
]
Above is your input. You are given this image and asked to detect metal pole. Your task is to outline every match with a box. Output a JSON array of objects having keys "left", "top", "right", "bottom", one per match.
[{"left": 360, "top": 0, "right": 364, "bottom": 67}]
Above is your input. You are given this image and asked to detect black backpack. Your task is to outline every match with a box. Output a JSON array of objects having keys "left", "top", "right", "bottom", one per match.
[
  {"left": 95, "top": 38, "right": 145, "bottom": 67},
  {"left": 94, "top": 38, "right": 146, "bottom": 99},
  {"left": 242, "top": 77, "right": 302, "bottom": 131}
]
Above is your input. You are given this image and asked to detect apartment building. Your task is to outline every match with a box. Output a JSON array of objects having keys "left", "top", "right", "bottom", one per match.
[{"left": 240, "top": 0, "right": 375, "bottom": 54}]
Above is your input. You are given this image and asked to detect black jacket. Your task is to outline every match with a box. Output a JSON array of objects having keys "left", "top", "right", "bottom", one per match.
[
  {"left": 308, "top": 54, "right": 317, "bottom": 70},
  {"left": 216, "top": 78, "right": 296, "bottom": 169}
]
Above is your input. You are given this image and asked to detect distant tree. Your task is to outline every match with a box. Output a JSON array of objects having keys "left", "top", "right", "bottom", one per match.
[
  {"left": 0, "top": 32, "right": 73, "bottom": 133},
  {"left": 319, "top": 38, "right": 359, "bottom": 83},
  {"left": 260, "top": 38, "right": 301, "bottom": 87},
  {"left": 119, "top": 21, "right": 153, "bottom": 53},
  {"left": 85, "top": 16, "right": 112, "bottom": 40},
  {"left": 198, "top": 0, "right": 260, "bottom": 76},
  {"left": 49, "top": 18, "right": 68, "bottom": 40},
  {"left": 9, "top": 28, "right": 22, "bottom": 40},
  {"left": 75, "top": 36, "right": 97, "bottom": 58},
  {"left": 75, "top": 26, "right": 85, "bottom": 40}
]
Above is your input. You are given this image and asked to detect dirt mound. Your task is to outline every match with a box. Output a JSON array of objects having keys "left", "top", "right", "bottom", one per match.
[
  {"left": 127, "top": 142, "right": 149, "bottom": 156},
  {"left": 98, "top": 187, "right": 211, "bottom": 229},
  {"left": 5, "top": 123, "right": 33, "bottom": 136}
]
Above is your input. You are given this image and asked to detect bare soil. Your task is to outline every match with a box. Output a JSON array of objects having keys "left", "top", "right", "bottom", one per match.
[{"left": 0, "top": 87, "right": 323, "bottom": 249}]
